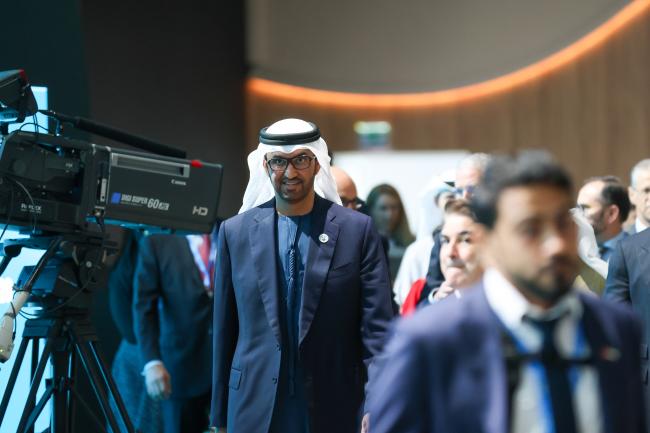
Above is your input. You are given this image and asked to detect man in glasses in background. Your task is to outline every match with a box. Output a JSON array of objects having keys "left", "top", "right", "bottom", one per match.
[
  {"left": 330, "top": 166, "right": 365, "bottom": 211},
  {"left": 210, "top": 119, "right": 394, "bottom": 433}
]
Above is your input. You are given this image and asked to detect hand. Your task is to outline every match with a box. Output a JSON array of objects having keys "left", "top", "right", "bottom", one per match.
[
  {"left": 432, "top": 281, "right": 456, "bottom": 302},
  {"left": 144, "top": 363, "right": 172, "bottom": 400},
  {"left": 361, "top": 413, "right": 369, "bottom": 433}
]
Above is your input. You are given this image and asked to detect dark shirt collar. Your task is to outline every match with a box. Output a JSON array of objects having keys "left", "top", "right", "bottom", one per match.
[{"left": 598, "top": 230, "right": 628, "bottom": 260}]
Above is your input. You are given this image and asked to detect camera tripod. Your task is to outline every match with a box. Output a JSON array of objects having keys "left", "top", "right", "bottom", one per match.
[{"left": 0, "top": 234, "right": 136, "bottom": 433}]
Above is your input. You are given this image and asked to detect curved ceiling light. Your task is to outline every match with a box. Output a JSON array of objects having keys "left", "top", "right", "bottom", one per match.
[{"left": 248, "top": 0, "right": 650, "bottom": 108}]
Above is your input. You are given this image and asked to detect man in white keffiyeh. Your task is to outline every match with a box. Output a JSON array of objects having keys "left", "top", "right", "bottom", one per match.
[
  {"left": 240, "top": 118, "right": 341, "bottom": 214},
  {"left": 210, "top": 119, "right": 394, "bottom": 433}
]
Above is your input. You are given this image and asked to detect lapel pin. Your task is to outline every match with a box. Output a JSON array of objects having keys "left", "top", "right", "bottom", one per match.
[
  {"left": 599, "top": 346, "right": 621, "bottom": 362},
  {"left": 319, "top": 233, "right": 329, "bottom": 243}
]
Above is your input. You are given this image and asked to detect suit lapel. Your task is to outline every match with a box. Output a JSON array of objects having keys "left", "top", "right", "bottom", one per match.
[
  {"left": 640, "top": 238, "right": 650, "bottom": 254},
  {"left": 473, "top": 287, "right": 509, "bottom": 433},
  {"left": 249, "top": 200, "right": 283, "bottom": 345},
  {"left": 580, "top": 296, "right": 622, "bottom": 433},
  {"left": 299, "top": 196, "right": 339, "bottom": 345}
]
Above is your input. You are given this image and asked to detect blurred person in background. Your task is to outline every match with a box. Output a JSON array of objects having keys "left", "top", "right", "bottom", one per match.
[
  {"left": 134, "top": 230, "right": 217, "bottom": 433},
  {"left": 628, "top": 158, "right": 650, "bottom": 234},
  {"left": 109, "top": 228, "right": 162, "bottom": 433},
  {"left": 400, "top": 199, "right": 485, "bottom": 314},
  {"left": 428, "top": 199, "right": 485, "bottom": 303},
  {"left": 418, "top": 153, "right": 491, "bottom": 305},
  {"left": 392, "top": 173, "right": 454, "bottom": 307},
  {"left": 453, "top": 153, "right": 491, "bottom": 199},
  {"left": 367, "top": 183, "right": 415, "bottom": 280},
  {"left": 330, "top": 166, "right": 365, "bottom": 211},
  {"left": 577, "top": 176, "right": 630, "bottom": 261}
]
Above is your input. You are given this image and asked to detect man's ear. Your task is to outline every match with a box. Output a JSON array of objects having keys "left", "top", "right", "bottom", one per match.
[
  {"left": 262, "top": 158, "right": 273, "bottom": 178},
  {"left": 605, "top": 204, "right": 620, "bottom": 225},
  {"left": 314, "top": 159, "right": 321, "bottom": 175}
]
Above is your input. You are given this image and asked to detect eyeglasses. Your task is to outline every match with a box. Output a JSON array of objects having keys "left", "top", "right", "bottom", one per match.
[
  {"left": 265, "top": 154, "right": 317, "bottom": 172},
  {"left": 341, "top": 197, "right": 365, "bottom": 210},
  {"left": 454, "top": 185, "right": 475, "bottom": 197}
]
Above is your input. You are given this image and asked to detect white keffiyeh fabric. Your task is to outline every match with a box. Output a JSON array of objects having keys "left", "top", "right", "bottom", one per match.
[
  {"left": 571, "top": 207, "right": 608, "bottom": 279},
  {"left": 239, "top": 118, "right": 341, "bottom": 214}
]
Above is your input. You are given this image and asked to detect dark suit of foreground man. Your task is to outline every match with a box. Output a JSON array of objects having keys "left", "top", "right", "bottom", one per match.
[
  {"left": 369, "top": 153, "right": 646, "bottom": 433},
  {"left": 210, "top": 119, "right": 394, "bottom": 433}
]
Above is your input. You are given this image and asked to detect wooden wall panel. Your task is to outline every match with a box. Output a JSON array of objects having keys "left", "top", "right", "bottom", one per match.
[{"left": 246, "top": 3, "right": 650, "bottom": 186}]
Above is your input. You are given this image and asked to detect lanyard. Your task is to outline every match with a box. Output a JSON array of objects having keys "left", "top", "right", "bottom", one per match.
[{"left": 503, "top": 320, "right": 587, "bottom": 433}]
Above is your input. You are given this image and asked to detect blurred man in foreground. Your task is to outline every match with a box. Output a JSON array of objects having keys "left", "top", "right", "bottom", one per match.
[{"left": 369, "top": 152, "right": 645, "bottom": 433}]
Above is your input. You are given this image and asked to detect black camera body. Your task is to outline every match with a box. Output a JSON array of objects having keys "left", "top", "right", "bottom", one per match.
[{"left": 0, "top": 131, "right": 222, "bottom": 235}]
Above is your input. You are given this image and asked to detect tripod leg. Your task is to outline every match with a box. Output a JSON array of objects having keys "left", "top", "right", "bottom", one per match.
[
  {"left": 26, "top": 338, "right": 40, "bottom": 433},
  {"left": 67, "top": 348, "right": 78, "bottom": 433},
  {"left": 21, "top": 381, "right": 55, "bottom": 433},
  {"left": 0, "top": 336, "right": 30, "bottom": 424},
  {"left": 67, "top": 385, "right": 109, "bottom": 433},
  {"left": 16, "top": 337, "right": 54, "bottom": 433},
  {"left": 88, "top": 341, "right": 136, "bottom": 433},
  {"left": 50, "top": 343, "right": 72, "bottom": 433},
  {"left": 73, "top": 339, "right": 122, "bottom": 433}
]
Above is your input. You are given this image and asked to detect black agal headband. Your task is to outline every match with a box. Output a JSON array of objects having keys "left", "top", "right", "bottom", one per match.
[{"left": 259, "top": 122, "right": 320, "bottom": 145}]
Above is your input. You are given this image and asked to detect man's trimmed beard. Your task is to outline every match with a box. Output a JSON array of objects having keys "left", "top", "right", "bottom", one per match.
[
  {"left": 509, "top": 256, "right": 578, "bottom": 304},
  {"left": 275, "top": 172, "right": 316, "bottom": 204}
]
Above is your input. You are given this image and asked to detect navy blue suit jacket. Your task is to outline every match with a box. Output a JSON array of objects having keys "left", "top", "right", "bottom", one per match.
[
  {"left": 133, "top": 234, "right": 213, "bottom": 399},
  {"left": 369, "top": 285, "right": 645, "bottom": 433},
  {"left": 210, "top": 195, "right": 394, "bottom": 433},
  {"left": 605, "top": 229, "right": 650, "bottom": 401}
]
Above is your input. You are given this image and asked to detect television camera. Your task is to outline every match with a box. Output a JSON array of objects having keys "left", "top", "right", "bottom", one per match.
[{"left": 0, "top": 69, "right": 223, "bottom": 433}]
